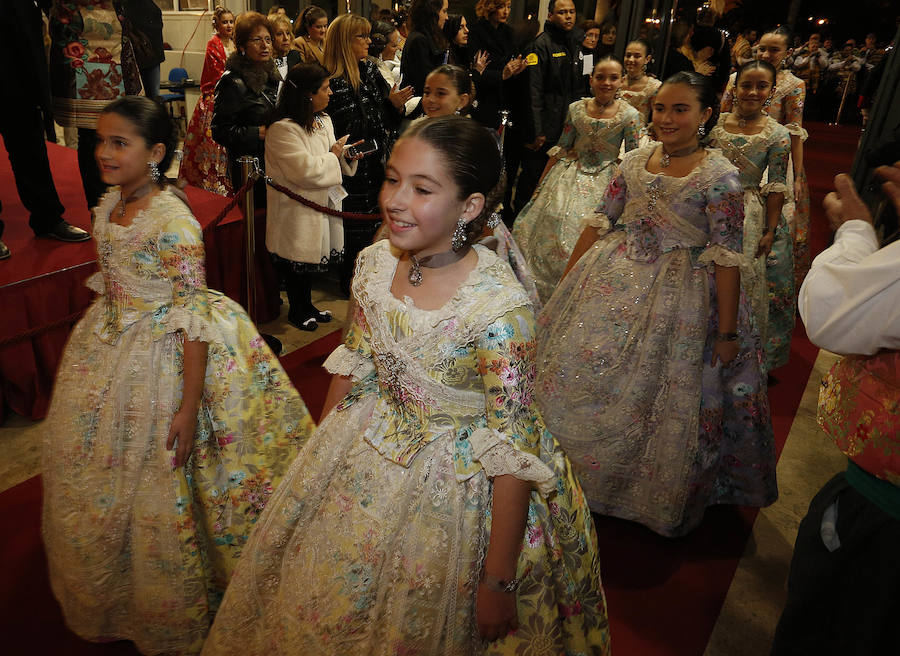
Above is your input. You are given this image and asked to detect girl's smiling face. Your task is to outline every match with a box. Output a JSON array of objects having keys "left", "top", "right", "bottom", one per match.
[
  {"left": 651, "top": 82, "right": 711, "bottom": 150},
  {"left": 422, "top": 72, "right": 468, "bottom": 117},
  {"left": 379, "top": 137, "right": 482, "bottom": 257},
  {"left": 95, "top": 112, "right": 164, "bottom": 194},
  {"left": 735, "top": 67, "right": 774, "bottom": 114},
  {"left": 590, "top": 60, "right": 624, "bottom": 104}
]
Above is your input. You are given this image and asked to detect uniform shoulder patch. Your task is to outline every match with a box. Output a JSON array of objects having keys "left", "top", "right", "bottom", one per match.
[{"left": 526, "top": 52, "right": 538, "bottom": 66}]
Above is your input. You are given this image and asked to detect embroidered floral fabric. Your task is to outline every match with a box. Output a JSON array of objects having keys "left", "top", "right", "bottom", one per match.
[
  {"left": 42, "top": 189, "right": 314, "bottom": 654},
  {"left": 202, "top": 241, "right": 611, "bottom": 655},
  {"left": 513, "top": 99, "right": 642, "bottom": 303},
  {"left": 711, "top": 115, "right": 796, "bottom": 371},
  {"left": 620, "top": 76, "right": 662, "bottom": 128},
  {"left": 536, "top": 145, "right": 777, "bottom": 537}
]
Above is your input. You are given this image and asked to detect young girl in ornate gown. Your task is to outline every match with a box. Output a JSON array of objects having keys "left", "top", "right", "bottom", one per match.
[
  {"left": 536, "top": 72, "right": 777, "bottom": 538},
  {"left": 179, "top": 6, "right": 235, "bottom": 195},
  {"left": 722, "top": 27, "right": 810, "bottom": 290},
  {"left": 711, "top": 60, "right": 795, "bottom": 371},
  {"left": 202, "top": 116, "right": 611, "bottom": 655},
  {"left": 42, "top": 97, "right": 314, "bottom": 655},
  {"left": 620, "top": 39, "right": 661, "bottom": 135},
  {"left": 513, "top": 57, "right": 641, "bottom": 303}
]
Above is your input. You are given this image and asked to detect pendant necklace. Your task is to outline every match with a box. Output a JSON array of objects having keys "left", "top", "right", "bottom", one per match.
[
  {"left": 119, "top": 182, "right": 155, "bottom": 217},
  {"left": 591, "top": 97, "right": 616, "bottom": 116},
  {"left": 736, "top": 110, "right": 762, "bottom": 129},
  {"left": 660, "top": 144, "right": 701, "bottom": 168},
  {"left": 408, "top": 248, "right": 470, "bottom": 286}
]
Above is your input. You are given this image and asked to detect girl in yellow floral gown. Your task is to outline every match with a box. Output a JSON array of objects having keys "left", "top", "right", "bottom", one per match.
[
  {"left": 202, "top": 116, "right": 610, "bottom": 655},
  {"left": 41, "top": 97, "right": 314, "bottom": 655}
]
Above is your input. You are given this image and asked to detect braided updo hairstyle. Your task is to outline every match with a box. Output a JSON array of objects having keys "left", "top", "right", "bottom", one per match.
[
  {"left": 100, "top": 96, "right": 178, "bottom": 187},
  {"left": 400, "top": 116, "right": 504, "bottom": 248}
]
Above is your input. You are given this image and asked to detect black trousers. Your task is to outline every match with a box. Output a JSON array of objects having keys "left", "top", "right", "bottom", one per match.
[
  {"left": 512, "top": 145, "right": 548, "bottom": 219},
  {"left": 76, "top": 128, "right": 109, "bottom": 211},
  {"left": 0, "top": 102, "right": 65, "bottom": 233},
  {"left": 771, "top": 471, "right": 900, "bottom": 655}
]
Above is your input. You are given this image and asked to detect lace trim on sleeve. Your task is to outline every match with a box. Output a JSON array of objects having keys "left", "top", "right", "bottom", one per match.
[
  {"left": 468, "top": 428, "right": 556, "bottom": 496},
  {"left": 164, "top": 305, "right": 219, "bottom": 342},
  {"left": 546, "top": 145, "right": 565, "bottom": 159},
  {"left": 85, "top": 272, "right": 105, "bottom": 294},
  {"left": 784, "top": 122, "right": 808, "bottom": 141},
  {"left": 697, "top": 243, "right": 748, "bottom": 268},
  {"left": 760, "top": 181, "right": 788, "bottom": 196},
  {"left": 584, "top": 212, "right": 611, "bottom": 230},
  {"left": 324, "top": 344, "right": 375, "bottom": 380}
]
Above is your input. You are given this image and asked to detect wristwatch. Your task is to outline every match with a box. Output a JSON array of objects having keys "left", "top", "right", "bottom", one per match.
[{"left": 481, "top": 573, "right": 522, "bottom": 594}]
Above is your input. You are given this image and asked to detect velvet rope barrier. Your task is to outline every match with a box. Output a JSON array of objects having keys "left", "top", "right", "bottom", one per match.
[
  {"left": 264, "top": 176, "right": 383, "bottom": 221},
  {"left": 0, "top": 309, "right": 86, "bottom": 349}
]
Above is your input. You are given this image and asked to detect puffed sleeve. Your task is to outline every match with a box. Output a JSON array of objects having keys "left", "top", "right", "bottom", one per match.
[
  {"left": 156, "top": 207, "right": 215, "bottom": 342},
  {"left": 782, "top": 81, "right": 807, "bottom": 139},
  {"left": 590, "top": 167, "right": 626, "bottom": 229},
  {"left": 323, "top": 299, "right": 376, "bottom": 381},
  {"left": 468, "top": 307, "right": 555, "bottom": 495},
  {"left": 623, "top": 107, "right": 642, "bottom": 153},
  {"left": 546, "top": 105, "right": 577, "bottom": 157},
  {"left": 720, "top": 74, "right": 735, "bottom": 112},
  {"left": 761, "top": 129, "right": 791, "bottom": 196},
  {"left": 697, "top": 171, "right": 746, "bottom": 267}
]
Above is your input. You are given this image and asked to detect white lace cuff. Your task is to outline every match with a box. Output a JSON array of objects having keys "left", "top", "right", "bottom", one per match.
[
  {"left": 324, "top": 344, "right": 375, "bottom": 380},
  {"left": 164, "top": 306, "right": 218, "bottom": 342},
  {"left": 760, "top": 181, "right": 788, "bottom": 196},
  {"left": 584, "top": 212, "right": 611, "bottom": 231},
  {"left": 784, "top": 123, "right": 808, "bottom": 141},
  {"left": 546, "top": 145, "right": 564, "bottom": 158},
  {"left": 697, "top": 244, "right": 747, "bottom": 268},
  {"left": 468, "top": 428, "right": 556, "bottom": 496},
  {"left": 85, "top": 272, "right": 105, "bottom": 294}
]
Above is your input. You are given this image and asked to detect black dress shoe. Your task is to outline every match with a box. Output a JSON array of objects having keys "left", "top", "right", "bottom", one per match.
[{"left": 37, "top": 220, "right": 91, "bottom": 243}]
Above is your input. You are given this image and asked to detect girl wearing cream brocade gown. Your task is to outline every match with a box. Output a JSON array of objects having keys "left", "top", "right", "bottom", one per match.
[
  {"left": 513, "top": 58, "right": 641, "bottom": 303},
  {"left": 42, "top": 98, "right": 314, "bottom": 655},
  {"left": 203, "top": 116, "right": 610, "bottom": 655}
]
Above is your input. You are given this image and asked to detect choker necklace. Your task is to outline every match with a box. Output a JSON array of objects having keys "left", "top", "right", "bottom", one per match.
[
  {"left": 119, "top": 182, "right": 155, "bottom": 217},
  {"left": 736, "top": 110, "right": 762, "bottom": 128},
  {"left": 408, "top": 248, "right": 470, "bottom": 286},
  {"left": 591, "top": 97, "right": 616, "bottom": 113},
  {"left": 660, "top": 144, "right": 701, "bottom": 168}
]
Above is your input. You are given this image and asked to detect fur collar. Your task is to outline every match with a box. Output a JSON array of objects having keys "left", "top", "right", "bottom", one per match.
[{"left": 225, "top": 52, "right": 282, "bottom": 93}]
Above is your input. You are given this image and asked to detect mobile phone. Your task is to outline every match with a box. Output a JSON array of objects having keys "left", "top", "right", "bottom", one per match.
[{"left": 344, "top": 139, "right": 378, "bottom": 158}]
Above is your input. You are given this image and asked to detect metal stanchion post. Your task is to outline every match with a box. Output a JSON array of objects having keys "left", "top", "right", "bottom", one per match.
[{"left": 239, "top": 156, "right": 259, "bottom": 321}]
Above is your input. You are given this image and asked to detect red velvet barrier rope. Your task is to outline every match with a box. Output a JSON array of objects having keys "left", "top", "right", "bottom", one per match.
[{"left": 264, "top": 176, "right": 383, "bottom": 221}]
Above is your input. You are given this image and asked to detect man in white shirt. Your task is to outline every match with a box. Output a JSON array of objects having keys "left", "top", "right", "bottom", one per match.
[{"left": 773, "top": 161, "right": 900, "bottom": 655}]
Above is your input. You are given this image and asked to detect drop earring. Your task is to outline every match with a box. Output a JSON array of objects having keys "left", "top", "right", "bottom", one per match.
[
  {"left": 451, "top": 217, "right": 468, "bottom": 252},
  {"left": 697, "top": 123, "right": 706, "bottom": 138},
  {"left": 148, "top": 160, "right": 160, "bottom": 183}
]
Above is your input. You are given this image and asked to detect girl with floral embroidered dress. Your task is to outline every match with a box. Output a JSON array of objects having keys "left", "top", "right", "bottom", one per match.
[
  {"left": 536, "top": 72, "right": 777, "bottom": 537},
  {"left": 179, "top": 6, "right": 236, "bottom": 196},
  {"left": 620, "top": 39, "right": 662, "bottom": 130},
  {"left": 711, "top": 60, "right": 795, "bottom": 372},
  {"left": 202, "top": 116, "right": 611, "bottom": 655},
  {"left": 512, "top": 56, "right": 642, "bottom": 303},
  {"left": 721, "top": 26, "right": 811, "bottom": 290},
  {"left": 41, "top": 97, "right": 314, "bottom": 655}
]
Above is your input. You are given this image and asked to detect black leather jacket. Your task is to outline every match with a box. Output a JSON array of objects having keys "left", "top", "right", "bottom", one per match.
[
  {"left": 326, "top": 59, "right": 400, "bottom": 213},
  {"left": 212, "top": 53, "right": 280, "bottom": 190},
  {"left": 525, "top": 21, "right": 582, "bottom": 145}
]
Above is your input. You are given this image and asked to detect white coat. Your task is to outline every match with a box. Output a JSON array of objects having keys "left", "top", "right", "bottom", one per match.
[{"left": 265, "top": 116, "right": 357, "bottom": 265}]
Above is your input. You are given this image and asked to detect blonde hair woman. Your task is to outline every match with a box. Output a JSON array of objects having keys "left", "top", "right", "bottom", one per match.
[{"left": 323, "top": 13, "right": 412, "bottom": 293}]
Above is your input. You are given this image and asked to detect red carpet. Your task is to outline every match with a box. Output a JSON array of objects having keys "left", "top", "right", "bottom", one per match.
[{"left": 0, "top": 122, "right": 860, "bottom": 654}]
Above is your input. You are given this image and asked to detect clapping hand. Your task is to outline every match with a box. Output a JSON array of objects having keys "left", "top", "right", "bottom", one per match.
[
  {"left": 502, "top": 55, "right": 526, "bottom": 80},
  {"left": 389, "top": 83, "right": 414, "bottom": 110},
  {"left": 474, "top": 50, "right": 490, "bottom": 74}
]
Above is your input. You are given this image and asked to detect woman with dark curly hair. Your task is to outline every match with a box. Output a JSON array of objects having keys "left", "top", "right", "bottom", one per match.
[{"left": 399, "top": 0, "right": 449, "bottom": 95}]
